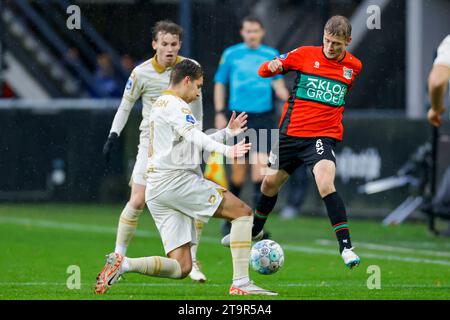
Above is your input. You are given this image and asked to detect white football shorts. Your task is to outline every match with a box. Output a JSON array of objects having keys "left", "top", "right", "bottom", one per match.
[
  {"left": 129, "top": 132, "right": 149, "bottom": 187},
  {"left": 145, "top": 170, "right": 225, "bottom": 254}
]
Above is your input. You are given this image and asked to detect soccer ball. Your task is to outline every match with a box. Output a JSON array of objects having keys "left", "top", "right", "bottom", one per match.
[{"left": 250, "top": 239, "right": 284, "bottom": 275}]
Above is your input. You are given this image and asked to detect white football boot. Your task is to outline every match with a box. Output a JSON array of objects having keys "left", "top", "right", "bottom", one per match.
[
  {"left": 94, "top": 252, "right": 124, "bottom": 294},
  {"left": 189, "top": 261, "right": 207, "bottom": 283},
  {"left": 341, "top": 247, "right": 361, "bottom": 269},
  {"left": 229, "top": 281, "right": 278, "bottom": 296},
  {"left": 221, "top": 230, "right": 264, "bottom": 247}
]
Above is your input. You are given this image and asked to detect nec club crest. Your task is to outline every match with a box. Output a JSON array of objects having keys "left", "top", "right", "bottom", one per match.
[{"left": 343, "top": 67, "right": 353, "bottom": 80}]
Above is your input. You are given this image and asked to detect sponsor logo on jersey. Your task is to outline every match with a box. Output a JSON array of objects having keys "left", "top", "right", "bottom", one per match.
[
  {"left": 296, "top": 74, "right": 348, "bottom": 107},
  {"left": 186, "top": 114, "right": 196, "bottom": 124},
  {"left": 314, "top": 61, "right": 320, "bottom": 69},
  {"left": 125, "top": 78, "right": 133, "bottom": 91},
  {"left": 343, "top": 67, "right": 353, "bottom": 80}
]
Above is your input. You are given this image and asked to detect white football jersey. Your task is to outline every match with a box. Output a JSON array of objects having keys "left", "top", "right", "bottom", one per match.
[
  {"left": 123, "top": 56, "right": 203, "bottom": 132},
  {"left": 147, "top": 92, "right": 203, "bottom": 177},
  {"left": 434, "top": 35, "right": 450, "bottom": 68}
]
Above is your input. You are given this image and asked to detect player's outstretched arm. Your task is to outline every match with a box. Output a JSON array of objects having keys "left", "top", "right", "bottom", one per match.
[
  {"left": 258, "top": 59, "right": 283, "bottom": 78},
  {"left": 103, "top": 98, "right": 135, "bottom": 162},
  {"left": 428, "top": 64, "right": 449, "bottom": 127},
  {"left": 181, "top": 126, "right": 251, "bottom": 158},
  {"left": 208, "top": 111, "right": 248, "bottom": 142}
]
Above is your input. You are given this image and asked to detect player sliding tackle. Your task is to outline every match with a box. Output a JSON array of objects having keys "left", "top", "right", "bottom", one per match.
[
  {"left": 95, "top": 59, "right": 277, "bottom": 296},
  {"left": 221, "top": 15, "right": 362, "bottom": 269}
]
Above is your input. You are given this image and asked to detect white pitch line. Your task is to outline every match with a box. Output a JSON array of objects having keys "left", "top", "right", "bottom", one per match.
[
  {"left": 316, "top": 239, "right": 450, "bottom": 258},
  {"left": 283, "top": 244, "right": 450, "bottom": 266},
  {"left": 1, "top": 216, "right": 450, "bottom": 266},
  {"left": 0, "top": 282, "right": 449, "bottom": 289}
]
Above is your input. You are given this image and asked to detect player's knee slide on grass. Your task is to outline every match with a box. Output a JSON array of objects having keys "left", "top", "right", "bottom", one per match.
[{"left": 127, "top": 256, "right": 183, "bottom": 279}]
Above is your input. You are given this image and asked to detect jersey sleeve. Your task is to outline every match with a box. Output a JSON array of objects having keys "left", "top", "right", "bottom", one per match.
[
  {"left": 166, "top": 99, "right": 198, "bottom": 136},
  {"left": 271, "top": 49, "right": 283, "bottom": 80},
  {"left": 122, "top": 69, "right": 143, "bottom": 102},
  {"left": 434, "top": 35, "right": 450, "bottom": 68},
  {"left": 276, "top": 47, "right": 304, "bottom": 73},
  {"left": 167, "top": 98, "right": 230, "bottom": 155},
  {"left": 214, "top": 49, "right": 232, "bottom": 84}
]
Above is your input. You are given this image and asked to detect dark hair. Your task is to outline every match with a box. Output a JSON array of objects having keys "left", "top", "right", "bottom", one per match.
[
  {"left": 152, "top": 20, "right": 183, "bottom": 41},
  {"left": 324, "top": 15, "right": 352, "bottom": 40},
  {"left": 170, "top": 59, "right": 203, "bottom": 85},
  {"left": 241, "top": 16, "right": 264, "bottom": 29}
]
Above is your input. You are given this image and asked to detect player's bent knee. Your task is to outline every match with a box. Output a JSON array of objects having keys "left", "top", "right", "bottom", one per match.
[
  {"left": 261, "top": 178, "right": 278, "bottom": 196},
  {"left": 129, "top": 195, "right": 145, "bottom": 210},
  {"left": 240, "top": 202, "right": 252, "bottom": 217}
]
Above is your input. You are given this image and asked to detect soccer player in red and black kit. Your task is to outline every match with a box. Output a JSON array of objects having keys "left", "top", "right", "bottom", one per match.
[{"left": 222, "top": 16, "right": 362, "bottom": 268}]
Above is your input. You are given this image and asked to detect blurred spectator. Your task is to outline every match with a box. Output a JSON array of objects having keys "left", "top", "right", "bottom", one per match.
[
  {"left": 121, "top": 54, "right": 135, "bottom": 74},
  {"left": 93, "top": 53, "right": 122, "bottom": 98},
  {"left": 64, "top": 47, "right": 80, "bottom": 65}
]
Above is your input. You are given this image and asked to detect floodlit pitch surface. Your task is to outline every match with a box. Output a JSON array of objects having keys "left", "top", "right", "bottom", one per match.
[{"left": 1, "top": 204, "right": 449, "bottom": 300}]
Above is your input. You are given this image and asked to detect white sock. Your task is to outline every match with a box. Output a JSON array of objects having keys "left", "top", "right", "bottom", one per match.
[
  {"left": 233, "top": 276, "right": 250, "bottom": 287},
  {"left": 121, "top": 257, "right": 130, "bottom": 273},
  {"left": 191, "top": 219, "right": 204, "bottom": 264},
  {"left": 229, "top": 215, "right": 253, "bottom": 282},
  {"left": 123, "top": 256, "right": 182, "bottom": 279},
  {"left": 114, "top": 202, "right": 143, "bottom": 255}
]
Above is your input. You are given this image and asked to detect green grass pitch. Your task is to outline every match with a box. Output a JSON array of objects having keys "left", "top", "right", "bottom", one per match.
[{"left": 0, "top": 203, "right": 449, "bottom": 300}]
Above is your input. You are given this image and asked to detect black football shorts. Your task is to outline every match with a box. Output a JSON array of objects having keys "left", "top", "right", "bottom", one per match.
[{"left": 268, "top": 134, "right": 338, "bottom": 175}]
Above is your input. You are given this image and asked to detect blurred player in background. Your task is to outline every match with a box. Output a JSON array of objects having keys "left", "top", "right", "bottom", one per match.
[
  {"left": 214, "top": 16, "right": 289, "bottom": 236},
  {"left": 96, "top": 60, "right": 277, "bottom": 296},
  {"left": 427, "top": 34, "right": 450, "bottom": 236},
  {"left": 101, "top": 20, "right": 207, "bottom": 282},
  {"left": 222, "top": 16, "right": 362, "bottom": 269},
  {"left": 428, "top": 35, "right": 450, "bottom": 128}
]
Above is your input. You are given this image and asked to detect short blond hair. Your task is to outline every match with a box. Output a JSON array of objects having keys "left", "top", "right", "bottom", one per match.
[{"left": 324, "top": 15, "right": 352, "bottom": 40}]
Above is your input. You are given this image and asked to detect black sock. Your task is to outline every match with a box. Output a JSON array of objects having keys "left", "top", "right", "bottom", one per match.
[
  {"left": 322, "top": 192, "right": 352, "bottom": 253},
  {"left": 253, "top": 193, "right": 278, "bottom": 236},
  {"left": 253, "top": 182, "right": 262, "bottom": 208},
  {"left": 229, "top": 183, "right": 242, "bottom": 198}
]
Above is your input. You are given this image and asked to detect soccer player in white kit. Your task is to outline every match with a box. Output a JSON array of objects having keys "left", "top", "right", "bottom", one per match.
[
  {"left": 428, "top": 34, "right": 450, "bottom": 127},
  {"left": 95, "top": 59, "right": 277, "bottom": 296},
  {"left": 102, "top": 20, "right": 206, "bottom": 282}
]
